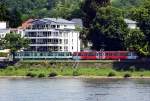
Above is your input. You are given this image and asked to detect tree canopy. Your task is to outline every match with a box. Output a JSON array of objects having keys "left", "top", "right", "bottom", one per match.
[{"left": 2, "top": 33, "right": 30, "bottom": 59}]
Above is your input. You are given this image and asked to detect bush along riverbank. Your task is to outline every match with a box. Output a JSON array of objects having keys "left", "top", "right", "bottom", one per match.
[{"left": 0, "top": 61, "right": 150, "bottom": 78}]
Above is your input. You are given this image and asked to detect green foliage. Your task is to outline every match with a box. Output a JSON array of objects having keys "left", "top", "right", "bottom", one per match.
[
  {"left": 50, "top": 0, "right": 83, "bottom": 19},
  {"left": 0, "top": 0, "right": 83, "bottom": 27},
  {"left": 1, "top": 33, "right": 30, "bottom": 60},
  {"left": 72, "top": 70, "right": 79, "bottom": 76},
  {"left": 124, "top": 29, "right": 148, "bottom": 55},
  {"left": 0, "top": 1, "right": 9, "bottom": 21},
  {"left": 124, "top": 73, "right": 132, "bottom": 78},
  {"left": 49, "top": 72, "right": 57, "bottom": 77},
  {"left": 38, "top": 73, "right": 46, "bottom": 78},
  {"left": 129, "top": 66, "right": 136, "bottom": 72},
  {"left": 126, "top": 2, "right": 150, "bottom": 56},
  {"left": 108, "top": 71, "right": 116, "bottom": 77},
  {"left": 26, "top": 72, "right": 37, "bottom": 78},
  {"left": 0, "top": 52, "right": 8, "bottom": 57},
  {"left": 82, "top": 5, "right": 128, "bottom": 50},
  {"left": 111, "top": 0, "right": 144, "bottom": 9}
]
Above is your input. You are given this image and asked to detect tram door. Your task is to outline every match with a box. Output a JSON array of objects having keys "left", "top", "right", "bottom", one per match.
[
  {"left": 97, "top": 52, "right": 106, "bottom": 60},
  {"left": 96, "top": 52, "right": 99, "bottom": 60},
  {"left": 102, "top": 52, "right": 106, "bottom": 59}
]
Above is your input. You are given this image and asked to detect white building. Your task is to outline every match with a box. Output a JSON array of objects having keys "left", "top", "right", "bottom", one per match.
[
  {"left": 124, "top": 19, "right": 137, "bottom": 29},
  {"left": 0, "top": 22, "right": 10, "bottom": 39},
  {"left": 24, "top": 18, "right": 81, "bottom": 53}
]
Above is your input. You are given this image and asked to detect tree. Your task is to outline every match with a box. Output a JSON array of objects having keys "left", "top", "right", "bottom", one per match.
[
  {"left": 3, "top": 33, "right": 30, "bottom": 60},
  {"left": 81, "top": 1, "right": 129, "bottom": 50},
  {"left": 111, "top": 0, "right": 143, "bottom": 9},
  {"left": 81, "top": 0, "right": 110, "bottom": 28},
  {"left": 124, "top": 29, "right": 149, "bottom": 56},
  {"left": 0, "top": 38, "right": 5, "bottom": 49},
  {"left": 127, "top": 1, "right": 150, "bottom": 56},
  {"left": 50, "top": 0, "right": 82, "bottom": 19},
  {"left": 8, "top": 8, "right": 22, "bottom": 28},
  {"left": 81, "top": 0, "right": 112, "bottom": 49},
  {"left": 0, "top": 1, "right": 9, "bottom": 21}
]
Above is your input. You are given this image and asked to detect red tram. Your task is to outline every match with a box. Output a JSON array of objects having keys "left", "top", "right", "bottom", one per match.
[{"left": 73, "top": 51, "right": 138, "bottom": 60}]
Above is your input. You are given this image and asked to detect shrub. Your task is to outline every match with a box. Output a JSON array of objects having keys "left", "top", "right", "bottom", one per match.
[
  {"left": 26, "top": 72, "right": 37, "bottom": 78},
  {"left": 129, "top": 66, "right": 136, "bottom": 72},
  {"left": 140, "top": 74, "right": 144, "bottom": 77},
  {"left": 124, "top": 73, "right": 132, "bottom": 78},
  {"left": 108, "top": 71, "right": 116, "bottom": 77},
  {"left": 139, "top": 68, "right": 145, "bottom": 72},
  {"left": 7, "top": 66, "right": 14, "bottom": 71},
  {"left": 72, "top": 71, "right": 79, "bottom": 76},
  {"left": 38, "top": 73, "right": 46, "bottom": 78},
  {"left": 49, "top": 72, "right": 57, "bottom": 77}
]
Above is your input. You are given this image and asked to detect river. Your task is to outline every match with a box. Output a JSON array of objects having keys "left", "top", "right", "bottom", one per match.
[{"left": 0, "top": 78, "right": 149, "bottom": 101}]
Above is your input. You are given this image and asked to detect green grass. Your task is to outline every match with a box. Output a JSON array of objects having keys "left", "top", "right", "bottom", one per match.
[{"left": 0, "top": 66, "right": 150, "bottom": 77}]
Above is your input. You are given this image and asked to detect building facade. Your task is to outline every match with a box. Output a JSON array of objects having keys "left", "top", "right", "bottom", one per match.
[
  {"left": 0, "top": 22, "right": 10, "bottom": 39},
  {"left": 24, "top": 18, "right": 81, "bottom": 53}
]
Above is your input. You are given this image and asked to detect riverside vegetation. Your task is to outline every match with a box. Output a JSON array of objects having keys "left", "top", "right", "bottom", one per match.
[{"left": 0, "top": 62, "right": 150, "bottom": 78}]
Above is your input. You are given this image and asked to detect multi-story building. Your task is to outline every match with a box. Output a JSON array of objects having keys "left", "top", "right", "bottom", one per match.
[{"left": 23, "top": 18, "right": 81, "bottom": 53}]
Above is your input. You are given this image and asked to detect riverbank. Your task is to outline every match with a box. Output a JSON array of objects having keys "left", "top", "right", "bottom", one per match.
[
  {"left": 0, "top": 66, "right": 150, "bottom": 78},
  {"left": 0, "top": 60, "right": 150, "bottom": 78},
  {"left": 0, "top": 75, "right": 150, "bottom": 79}
]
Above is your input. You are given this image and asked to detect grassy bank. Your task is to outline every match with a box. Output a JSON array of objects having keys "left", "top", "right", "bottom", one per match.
[
  {"left": 0, "top": 61, "right": 150, "bottom": 78},
  {"left": 0, "top": 66, "right": 150, "bottom": 78}
]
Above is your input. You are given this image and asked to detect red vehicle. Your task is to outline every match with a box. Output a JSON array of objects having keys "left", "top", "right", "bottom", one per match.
[{"left": 73, "top": 51, "right": 138, "bottom": 60}]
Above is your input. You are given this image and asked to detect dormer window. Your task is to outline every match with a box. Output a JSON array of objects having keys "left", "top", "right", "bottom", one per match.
[
  {"left": 51, "top": 25, "right": 56, "bottom": 28},
  {"left": 64, "top": 25, "right": 67, "bottom": 27},
  {"left": 57, "top": 25, "right": 60, "bottom": 28}
]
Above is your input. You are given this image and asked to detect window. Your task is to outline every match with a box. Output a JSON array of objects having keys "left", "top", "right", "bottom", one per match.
[
  {"left": 57, "top": 25, "right": 60, "bottom": 28},
  {"left": 51, "top": 25, "right": 56, "bottom": 28},
  {"left": 64, "top": 33, "right": 68, "bottom": 37},
  {"left": 64, "top": 46, "right": 68, "bottom": 51},
  {"left": 64, "top": 39, "right": 68, "bottom": 44},
  {"left": 64, "top": 25, "right": 67, "bottom": 27}
]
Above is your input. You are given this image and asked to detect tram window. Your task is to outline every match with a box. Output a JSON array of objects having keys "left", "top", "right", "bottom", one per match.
[
  {"left": 78, "top": 53, "right": 81, "bottom": 56},
  {"left": 48, "top": 52, "right": 52, "bottom": 56},
  {"left": 99, "top": 53, "right": 102, "bottom": 56},
  {"left": 106, "top": 53, "right": 108, "bottom": 56},
  {"left": 61, "top": 52, "right": 63, "bottom": 56},
  {"left": 109, "top": 53, "right": 112, "bottom": 56},
  {"left": 128, "top": 52, "right": 132, "bottom": 56},
  {"left": 64, "top": 52, "right": 68, "bottom": 56},
  {"left": 88, "top": 52, "right": 95, "bottom": 56},
  {"left": 113, "top": 53, "right": 118, "bottom": 56}
]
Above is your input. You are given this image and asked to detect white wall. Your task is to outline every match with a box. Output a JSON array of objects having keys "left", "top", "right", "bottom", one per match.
[
  {"left": 0, "top": 22, "right": 7, "bottom": 29},
  {"left": 0, "top": 30, "right": 10, "bottom": 38},
  {"left": 128, "top": 23, "right": 137, "bottom": 29}
]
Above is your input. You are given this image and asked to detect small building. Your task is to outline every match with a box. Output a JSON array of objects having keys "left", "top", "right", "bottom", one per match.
[
  {"left": 23, "top": 18, "right": 81, "bottom": 53},
  {"left": 124, "top": 19, "right": 137, "bottom": 29},
  {"left": 0, "top": 22, "right": 10, "bottom": 39}
]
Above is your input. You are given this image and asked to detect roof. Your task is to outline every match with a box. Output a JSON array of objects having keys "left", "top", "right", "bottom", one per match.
[
  {"left": 44, "top": 18, "right": 75, "bottom": 24},
  {"left": 32, "top": 18, "right": 75, "bottom": 25},
  {"left": 71, "top": 18, "right": 83, "bottom": 27},
  {"left": 20, "top": 19, "right": 33, "bottom": 29},
  {"left": 124, "top": 19, "right": 137, "bottom": 24}
]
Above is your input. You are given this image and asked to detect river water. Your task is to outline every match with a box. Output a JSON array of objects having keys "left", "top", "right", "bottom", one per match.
[{"left": 0, "top": 78, "right": 149, "bottom": 101}]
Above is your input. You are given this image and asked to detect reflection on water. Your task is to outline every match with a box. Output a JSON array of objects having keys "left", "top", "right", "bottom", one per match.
[{"left": 0, "top": 78, "right": 149, "bottom": 101}]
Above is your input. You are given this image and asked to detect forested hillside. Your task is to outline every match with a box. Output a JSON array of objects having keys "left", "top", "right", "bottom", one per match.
[
  {"left": 111, "top": 0, "right": 145, "bottom": 8},
  {"left": 0, "top": 0, "right": 82, "bottom": 27}
]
